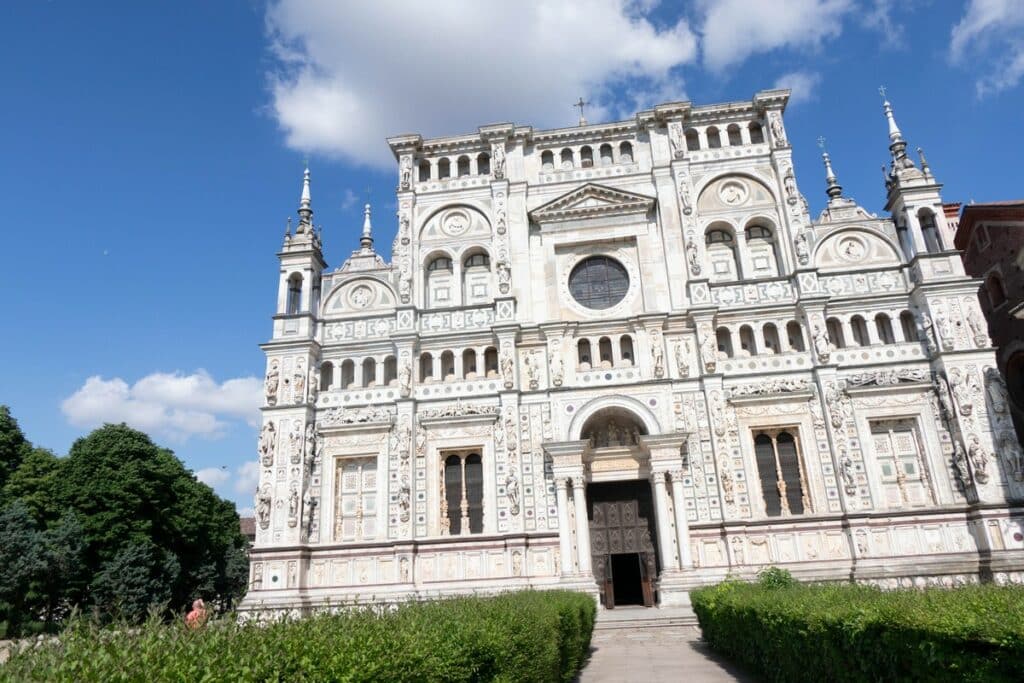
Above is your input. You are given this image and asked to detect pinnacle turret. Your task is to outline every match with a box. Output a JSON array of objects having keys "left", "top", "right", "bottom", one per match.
[
  {"left": 360, "top": 203, "right": 374, "bottom": 251},
  {"left": 297, "top": 165, "right": 313, "bottom": 232}
]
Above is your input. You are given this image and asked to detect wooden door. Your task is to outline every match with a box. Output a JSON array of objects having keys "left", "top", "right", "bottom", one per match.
[
  {"left": 603, "top": 555, "right": 615, "bottom": 609},
  {"left": 639, "top": 552, "right": 654, "bottom": 607}
]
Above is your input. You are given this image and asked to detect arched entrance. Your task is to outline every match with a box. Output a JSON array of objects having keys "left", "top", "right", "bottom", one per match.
[{"left": 580, "top": 408, "right": 658, "bottom": 607}]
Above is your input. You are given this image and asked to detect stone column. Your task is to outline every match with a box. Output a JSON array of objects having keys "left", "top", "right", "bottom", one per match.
[
  {"left": 669, "top": 470, "right": 693, "bottom": 569},
  {"left": 777, "top": 321, "right": 792, "bottom": 353},
  {"left": 650, "top": 471, "right": 677, "bottom": 571},
  {"left": 840, "top": 318, "right": 855, "bottom": 348},
  {"left": 432, "top": 354, "right": 442, "bottom": 381},
  {"left": 572, "top": 478, "right": 592, "bottom": 573},
  {"left": 891, "top": 311, "right": 906, "bottom": 342},
  {"left": 555, "top": 477, "right": 574, "bottom": 576}
]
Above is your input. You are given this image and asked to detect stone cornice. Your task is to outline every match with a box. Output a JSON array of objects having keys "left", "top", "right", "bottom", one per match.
[{"left": 529, "top": 183, "right": 656, "bottom": 224}]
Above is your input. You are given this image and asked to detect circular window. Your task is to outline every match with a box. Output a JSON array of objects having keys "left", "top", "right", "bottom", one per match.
[{"left": 569, "top": 256, "right": 629, "bottom": 310}]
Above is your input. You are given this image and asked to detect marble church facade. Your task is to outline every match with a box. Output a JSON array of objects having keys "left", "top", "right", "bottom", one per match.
[{"left": 242, "top": 90, "right": 1024, "bottom": 613}]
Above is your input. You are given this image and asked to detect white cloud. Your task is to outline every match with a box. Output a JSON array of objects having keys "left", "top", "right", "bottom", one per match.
[
  {"left": 266, "top": 0, "right": 697, "bottom": 167},
  {"left": 196, "top": 467, "right": 230, "bottom": 487},
  {"left": 773, "top": 70, "right": 822, "bottom": 105},
  {"left": 234, "top": 460, "right": 261, "bottom": 496},
  {"left": 861, "top": 0, "right": 905, "bottom": 50},
  {"left": 950, "top": 0, "right": 1024, "bottom": 97},
  {"left": 698, "top": 0, "right": 852, "bottom": 71},
  {"left": 61, "top": 370, "right": 262, "bottom": 441},
  {"left": 340, "top": 188, "right": 358, "bottom": 210}
]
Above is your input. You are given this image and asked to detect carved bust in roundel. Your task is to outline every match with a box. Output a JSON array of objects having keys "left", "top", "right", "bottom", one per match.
[
  {"left": 813, "top": 228, "right": 901, "bottom": 272},
  {"left": 418, "top": 205, "right": 491, "bottom": 243},
  {"left": 321, "top": 278, "right": 397, "bottom": 316}
]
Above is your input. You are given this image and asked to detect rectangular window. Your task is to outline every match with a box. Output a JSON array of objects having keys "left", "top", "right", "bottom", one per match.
[
  {"left": 441, "top": 450, "right": 484, "bottom": 535},
  {"left": 752, "top": 428, "right": 809, "bottom": 517},
  {"left": 870, "top": 419, "right": 930, "bottom": 507},
  {"left": 334, "top": 458, "right": 376, "bottom": 541}
]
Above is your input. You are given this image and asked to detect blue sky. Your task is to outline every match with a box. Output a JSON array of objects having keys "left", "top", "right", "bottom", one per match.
[{"left": 2, "top": 0, "right": 1022, "bottom": 514}]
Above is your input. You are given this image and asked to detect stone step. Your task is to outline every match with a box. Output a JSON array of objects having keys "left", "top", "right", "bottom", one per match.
[{"left": 594, "top": 606, "right": 700, "bottom": 631}]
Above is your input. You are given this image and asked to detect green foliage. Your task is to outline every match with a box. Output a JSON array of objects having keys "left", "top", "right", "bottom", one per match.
[
  {"left": 757, "top": 566, "right": 796, "bottom": 589},
  {"left": 691, "top": 578, "right": 1024, "bottom": 683},
  {"left": 0, "top": 590, "right": 597, "bottom": 683},
  {"left": 0, "top": 408, "right": 249, "bottom": 636},
  {"left": 0, "top": 502, "right": 46, "bottom": 637}
]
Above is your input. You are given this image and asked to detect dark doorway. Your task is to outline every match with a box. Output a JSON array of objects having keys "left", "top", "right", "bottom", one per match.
[
  {"left": 588, "top": 480, "right": 659, "bottom": 607},
  {"left": 611, "top": 553, "right": 644, "bottom": 605}
]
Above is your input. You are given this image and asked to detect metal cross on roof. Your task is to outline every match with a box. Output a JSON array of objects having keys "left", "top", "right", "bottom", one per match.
[
  {"left": 878, "top": 85, "right": 887, "bottom": 99},
  {"left": 816, "top": 136, "right": 827, "bottom": 150},
  {"left": 573, "top": 97, "right": 589, "bottom": 126}
]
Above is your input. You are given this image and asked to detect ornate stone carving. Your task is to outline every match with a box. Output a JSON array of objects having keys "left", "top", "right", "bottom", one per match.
[
  {"left": 825, "top": 382, "right": 852, "bottom": 430},
  {"left": 769, "top": 111, "right": 787, "bottom": 147},
  {"left": 265, "top": 359, "right": 280, "bottom": 406},
  {"left": 727, "top": 378, "right": 810, "bottom": 398},
  {"left": 674, "top": 339, "right": 690, "bottom": 378},
  {"left": 289, "top": 424, "right": 302, "bottom": 464},
  {"left": 302, "top": 490, "right": 315, "bottom": 535},
  {"left": 678, "top": 180, "right": 692, "bottom": 215},
  {"left": 669, "top": 122, "right": 684, "bottom": 159},
  {"left": 588, "top": 420, "right": 641, "bottom": 448},
  {"left": 505, "top": 472, "right": 520, "bottom": 516},
  {"left": 500, "top": 345, "right": 515, "bottom": 388},
  {"left": 308, "top": 366, "right": 319, "bottom": 402},
  {"left": 398, "top": 351, "right": 412, "bottom": 398},
  {"left": 699, "top": 323, "right": 717, "bottom": 373},
  {"left": 933, "top": 305, "right": 955, "bottom": 351},
  {"left": 492, "top": 142, "right": 506, "bottom": 180},
  {"left": 259, "top": 421, "right": 276, "bottom": 467},
  {"left": 1001, "top": 436, "right": 1024, "bottom": 482},
  {"left": 320, "top": 405, "right": 395, "bottom": 426},
  {"left": 952, "top": 441, "right": 971, "bottom": 488},
  {"left": 287, "top": 483, "right": 299, "bottom": 527},
  {"left": 948, "top": 368, "right": 975, "bottom": 417},
  {"left": 794, "top": 230, "right": 810, "bottom": 266},
  {"left": 293, "top": 358, "right": 306, "bottom": 404},
  {"left": 967, "top": 434, "right": 989, "bottom": 484},
  {"left": 965, "top": 302, "right": 988, "bottom": 348},
  {"left": 812, "top": 323, "right": 832, "bottom": 364},
  {"left": 418, "top": 399, "right": 498, "bottom": 419},
  {"left": 548, "top": 338, "right": 564, "bottom": 386},
  {"left": 399, "top": 485, "right": 411, "bottom": 523},
  {"left": 303, "top": 423, "right": 316, "bottom": 468},
  {"left": 524, "top": 351, "right": 539, "bottom": 389},
  {"left": 784, "top": 171, "right": 797, "bottom": 205},
  {"left": 497, "top": 260, "right": 511, "bottom": 294},
  {"left": 256, "top": 486, "right": 272, "bottom": 530},
  {"left": 650, "top": 328, "right": 665, "bottom": 378},
  {"left": 685, "top": 231, "right": 700, "bottom": 275},
  {"left": 839, "top": 447, "right": 856, "bottom": 495},
  {"left": 845, "top": 368, "right": 929, "bottom": 388},
  {"left": 399, "top": 154, "right": 412, "bottom": 190}
]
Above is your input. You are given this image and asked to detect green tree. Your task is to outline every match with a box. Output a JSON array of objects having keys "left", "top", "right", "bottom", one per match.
[
  {"left": 38, "top": 511, "right": 87, "bottom": 628},
  {"left": 0, "top": 405, "right": 31, "bottom": 492},
  {"left": 2, "top": 446, "right": 59, "bottom": 522},
  {"left": 91, "top": 540, "right": 176, "bottom": 623},
  {"left": 0, "top": 501, "right": 46, "bottom": 637}
]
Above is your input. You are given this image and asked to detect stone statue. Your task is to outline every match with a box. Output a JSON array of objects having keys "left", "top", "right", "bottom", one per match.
[
  {"left": 650, "top": 328, "right": 665, "bottom": 378},
  {"left": 293, "top": 358, "right": 306, "bottom": 404},
  {"left": 525, "top": 351, "right": 539, "bottom": 389},
  {"left": 492, "top": 143, "right": 506, "bottom": 179},
  {"left": 289, "top": 424, "right": 302, "bottom": 464},
  {"left": 505, "top": 472, "right": 520, "bottom": 516},
  {"left": 949, "top": 368, "right": 974, "bottom": 416},
  {"left": 308, "top": 367, "right": 319, "bottom": 402},
  {"left": 934, "top": 307, "right": 954, "bottom": 350},
  {"left": 934, "top": 377, "right": 955, "bottom": 421},
  {"left": 549, "top": 340, "right": 564, "bottom": 386},
  {"left": 415, "top": 425, "right": 427, "bottom": 459},
  {"left": 839, "top": 449, "right": 856, "bottom": 495},
  {"left": 497, "top": 260, "right": 511, "bottom": 294},
  {"left": 399, "top": 155, "right": 412, "bottom": 190},
  {"left": 669, "top": 122, "right": 684, "bottom": 158},
  {"left": 686, "top": 232, "right": 700, "bottom": 275},
  {"left": 678, "top": 180, "right": 692, "bottom": 215},
  {"left": 287, "top": 485, "right": 299, "bottom": 527},
  {"left": 500, "top": 346, "right": 515, "bottom": 388},
  {"left": 399, "top": 214, "right": 410, "bottom": 245},
  {"left": 495, "top": 208, "right": 507, "bottom": 235},
  {"left": 784, "top": 172, "right": 797, "bottom": 204},
  {"left": 399, "top": 275, "right": 411, "bottom": 303},
  {"left": 720, "top": 467, "right": 735, "bottom": 504},
  {"left": 259, "top": 421, "right": 276, "bottom": 467},
  {"left": 985, "top": 368, "right": 1008, "bottom": 415},
  {"left": 398, "top": 354, "right": 412, "bottom": 398},
  {"left": 812, "top": 325, "right": 831, "bottom": 363},
  {"left": 795, "top": 230, "right": 810, "bottom": 266},
  {"left": 399, "top": 486, "right": 411, "bottom": 523},
  {"left": 256, "top": 488, "right": 272, "bottom": 530},
  {"left": 699, "top": 326, "right": 717, "bottom": 373},
  {"left": 675, "top": 340, "right": 690, "bottom": 378},
  {"left": 265, "top": 360, "right": 280, "bottom": 406},
  {"left": 769, "top": 112, "right": 786, "bottom": 147},
  {"left": 966, "top": 305, "right": 988, "bottom": 347},
  {"left": 952, "top": 442, "right": 971, "bottom": 488},
  {"left": 606, "top": 420, "right": 623, "bottom": 447},
  {"left": 1002, "top": 437, "right": 1024, "bottom": 482},
  {"left": 303, "top": 423, "right": 316, "bottom": 468},
  {"left": 302, "top": 490, "right": 314, "bottom": 529},
  {"left": 967, "top": 434, "right": 989, "bottom": 484}
]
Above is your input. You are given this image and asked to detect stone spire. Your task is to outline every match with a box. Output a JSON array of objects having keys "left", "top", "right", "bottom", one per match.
[
  {"left": 879, "top": 87, "right": 913, "bottom": 171},
  {"left": 917, "top": 147, "right": 932, "bottom": 178},
  {"left": 297, "top": 164, "right": 313, "bottom": 233},
  {"left": 817, "top": 136, "right": 843, "bottom": 201},
  {"left": 360, "top": 203, "right": 374, "bottom": 251}
]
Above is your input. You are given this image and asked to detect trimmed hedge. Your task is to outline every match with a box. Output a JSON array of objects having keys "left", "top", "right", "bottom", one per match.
[
  {"left": 1, "top": 590, "right": 595, "bottom": 682},
  {"left": 692, "top": 574, "right": 1024, "bottom": 683}
]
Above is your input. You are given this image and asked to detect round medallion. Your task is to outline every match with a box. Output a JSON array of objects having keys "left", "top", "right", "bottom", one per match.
[
  {"left": 442, "top": 210, "right": 470, "bottom": 236},
  {"left": 719, "top": 180, "right": 748, "bottom": 205},
  {"left": 349, "top": 285, "right": 373, "bottom": 308},
  {"left": 837, "top": 236, "right": 867, "bottom": 262}
]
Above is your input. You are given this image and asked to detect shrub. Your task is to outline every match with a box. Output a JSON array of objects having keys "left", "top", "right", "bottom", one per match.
[
  {"left": 0, "top": 590, "right": 596, "bottom": 682},
  {"left": 756, "top": 566, "right": 795, "bottom": 589},
  {"left": 692, "top": 578, "right": 1024, "bottom": 683}
]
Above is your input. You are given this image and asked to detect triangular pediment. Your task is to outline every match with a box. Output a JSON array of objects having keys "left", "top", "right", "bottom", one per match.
[{"left": 529, "top": 183, "right": 656, "bottom": 224}]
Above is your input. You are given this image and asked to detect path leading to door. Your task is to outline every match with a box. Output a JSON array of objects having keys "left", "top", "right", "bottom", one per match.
[{"left": 578, "top": 610, "right": 756, "bottom": 682}]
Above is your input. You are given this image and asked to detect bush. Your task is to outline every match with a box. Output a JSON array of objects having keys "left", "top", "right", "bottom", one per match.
[
  {"left": 692, "top": 577, "right": 1024, "bottom": 683},
  {"left": 0, "top": 590, "right": 596, "bottom": 682}
]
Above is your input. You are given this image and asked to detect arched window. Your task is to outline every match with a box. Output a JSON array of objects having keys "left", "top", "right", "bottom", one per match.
[
  {"left": 484, "top": 347, "right": 498, "bottom": 377},
  {"left": 987, "top": 273, "right": 1007, "bottom": 307},
  {"left": 919, "top": 208, "right": 942, "bottom": 254},
  {"left": 578, "top": 339, "right": 592, "bottom": 368},
  {"left": 383, "top": 356, "right": 397, "bottom": 385},
  {"left": 427, "top": 255, "right": 453, "bottom": 271},
  {"left": 727, "top": 124, "right": 742, "bottom": 146},
  {"left": 748, "top": 121, "right": 765, "bottom": 144},
  {"left": 457, "top": 155, "right": 470, "bottom": 177},
  {"left": 418, "top": 159, "right": 431, "bottom": 182},
  {"left": 754, "top": 430, "right": 807, "bottom": 517},
  {"left": 685, "top": 129, "right": 700, "bottom": 151},
  {"left": 739, "top": 325, "right": 756, "bottom": 356},
  {"left": 716, "top": 326, "right": 733, "bottom": 358},
  {"left": 438, "top": 158, "right": 451, "bottom": 179},
  {"left": 462, "top": 349, "right": 477, "bottom": 379},
  {"left": 560, "top": 148, "right": 574, "bottom": 170},
  {"left": 875, "top": 314, "right": 895, "bottom": 344},
  {"left": 786, "top": 321, "right": 806, "bottom": 352},
  {"left": 440, "top": 351, "right": 455, "bottom": 380},
  {"left": 705, "top": 225, "right": 739, "bottom": 281},
  {"left": 826, "top": 317, "right": 845, "bottom": 348},
  {"left": 420, "top": 352, "right": 434, "bottom": 382},
  {"left": 462, "top": 251, "right": 490, "bottom": 304},
  {"left": 850, "top": 316, "right": 870, "bottom": 346},
  {"left": 744, "top": 224, "right": 779, "bottom": 278},
  {"left": 541, "top": 150, "right": 554, "bottom": 172},
  {"left": 619, "top": 335, "right": 634, "bottom": 365},
  {"left": 598, "top": 337, "right": 613, "bottom": 367},
  {"left": 286, "top": 273, "right": 303, "bottom": 314},
  {"left": 580, "top": 145, "right": 594, "bottom": 168},
  {"left": 763, "top": 323, "right": 781, "bottom": 354},
  {"left": 896, "top": 222, "right": 914, "bottom": 260},
  {"left": 706, "top": 126, "right": 722, "bottom": 149},
  {"left": 319, "top": 361, "right": 333, "bottom": 391},
  {"left": 619, "top": 141, "right": 633, "bottom": 163},
  {"left": 900, "top": 311, "right": 919, "bottom": 342},
  {"left": 362, "top": 358, "right": 377, "bottom": 387},
  {"left": 599, "top": 143, "right": 613, "bottom": 165},
  {"left": 341, "top": 360, "right": 355, "bottom": 389},
  {"left": 443, "top": 452, "right": 484, "bottom": 535},
  {"left": 426, "top": 255, "right": 454, "bottom": 307},
  {"left": 476, "top": 152, "right": 490, "bottom": 176}
]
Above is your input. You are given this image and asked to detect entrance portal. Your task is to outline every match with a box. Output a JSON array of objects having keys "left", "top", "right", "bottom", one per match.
[{"left": 587, "top": 480, "right": 659, "bottom": 608}]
